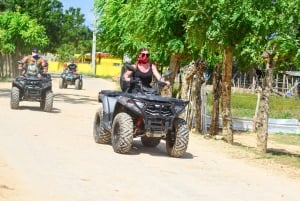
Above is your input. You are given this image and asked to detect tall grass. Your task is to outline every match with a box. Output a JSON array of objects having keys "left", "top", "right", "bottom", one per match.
[{"left": 207, "top": 92, "right": 300, "bottom": 120}]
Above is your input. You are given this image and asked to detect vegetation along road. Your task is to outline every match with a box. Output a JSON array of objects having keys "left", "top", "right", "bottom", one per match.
[{"left": 0, "top": 77, "right": 299, "bottom": 201}]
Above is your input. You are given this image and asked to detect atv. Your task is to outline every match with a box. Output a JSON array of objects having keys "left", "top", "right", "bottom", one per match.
[
  {"left": 59, "top": 71, "right": 83, "bottom": 90},
  {"left": 93, "top": 64, "right": 189, "bottom": 157},
  {"left": 10, "top": 73, "right": 54, "bottom": 112}
]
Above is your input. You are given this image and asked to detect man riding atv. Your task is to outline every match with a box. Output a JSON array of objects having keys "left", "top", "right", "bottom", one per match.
[
  {"left": 59, "top": 59, "right": 82, "bottom": 90},
  {"left": 64, "top": 60, "right": 78, "bottom": 73},
  {"left": 18, "top": 48, "right": 48, "bottom": 77},
  {"left": 11, "top": 48, "right": 53, "bottom": 112}
]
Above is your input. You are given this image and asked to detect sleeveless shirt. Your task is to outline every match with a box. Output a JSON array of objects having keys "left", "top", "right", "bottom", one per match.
[
  {"left": 129, "top": 64, "right": 153, "bottom": 93},
  {"left": 134, "top": 64, "right": 153, "bottom": 87}
]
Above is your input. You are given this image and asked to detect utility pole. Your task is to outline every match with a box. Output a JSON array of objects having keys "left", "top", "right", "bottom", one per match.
[{"left": 91, "top": 12, "right": 97, "bottom": 75}]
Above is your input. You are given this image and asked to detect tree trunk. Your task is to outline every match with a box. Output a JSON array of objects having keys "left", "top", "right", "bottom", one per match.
[
  {"left": 161, "top": 54, "right": 182, "bottom": 97},
  {"left": 193, "top": 59, "right": 207, "bottom": 133},
  {"left": 209, "top": 63, "right": 222, "bottom": 136},
  {"left": 221, "top": 48, "right": 233, "bottom": 144},
  {"left": 180, "top": 61, "right": 196, "bottom": 128},
  {"left": 256, "top": 51, "right": 276, "bottom": 153},
  {"left": 0, "top": 53, "right": 3, "bottom": 78},
  {"left": 179, "top": 59, "right": 207, "bottom": 133}
]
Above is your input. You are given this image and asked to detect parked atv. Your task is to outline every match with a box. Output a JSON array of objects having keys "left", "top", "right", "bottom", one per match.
[
  {"left": 59, "top": 71, "right": 83, "bottom": 90},
  {"left": 93, "top": 64, "right": 189, "bottom": 157},
  {"left": 10, "top": 73, "right": 54, "bottom": 112}
]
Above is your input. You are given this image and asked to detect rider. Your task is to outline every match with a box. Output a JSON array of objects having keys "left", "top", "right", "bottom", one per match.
[
  {"left": 123, "top": 48, "right": 170, "bottom": 93},
  {"left": 67, "top": 60, "right": 77, "bottom": 73},
  {"left": 18, "top": 48, "right": 48, "bottom": 77}
]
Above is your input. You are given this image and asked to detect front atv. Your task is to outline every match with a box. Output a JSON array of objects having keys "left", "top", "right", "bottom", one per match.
[
  {"left": 93, "top": 67, "right": 189, "bottom": 157},
  {"left": 10, "top": 73, "right": 54, "bottom": 112},
  {"left": 59, "top": 71, "right": 83, "bottom": 90}
]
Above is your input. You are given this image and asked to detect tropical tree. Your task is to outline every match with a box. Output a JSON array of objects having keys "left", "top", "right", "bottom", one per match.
[
  {"left": 179, "top": 0, "right": 259, "bottom": 143},
  {"left": 95, "top": 0, "right": 190, "bottom": 72},
  {"left": 179, "top": 0, "right": 299, "bottom": 146},
  {"left": 3, "top": 0, "right": 92, "bottom": 54},
  {"left": 59, "top": 7, "right": 92, "bottom": 53},
  {"left": 0, "top": 11, "right": 48, "bottom": 77},
  {"left": 3, "top": 0, "right": 64, "bottom": 52}
]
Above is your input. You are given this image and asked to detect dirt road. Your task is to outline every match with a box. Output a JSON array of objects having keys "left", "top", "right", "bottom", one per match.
[{"left": 0, "top": 76, "right": 299, "bottom": 201}]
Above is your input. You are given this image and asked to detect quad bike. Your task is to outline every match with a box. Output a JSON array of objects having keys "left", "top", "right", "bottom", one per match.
[
  {"left": 93, "top": 64, "right": 189, "bottom": 157},
  {"left": 59, "top": 71, "right": 83, "bottom": 90},
  {"left": 10, "top": 72, "right": 54, "bottom": 112}
]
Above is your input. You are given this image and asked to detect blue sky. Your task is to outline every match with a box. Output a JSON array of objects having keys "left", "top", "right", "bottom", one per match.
[{"left": 60, "top": 0, "right": 94, "bottom": 28}]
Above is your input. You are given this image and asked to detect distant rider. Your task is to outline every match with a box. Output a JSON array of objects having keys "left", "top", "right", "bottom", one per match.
[{"left": 67, "top": 60, "right": 77, "bottom": 73}]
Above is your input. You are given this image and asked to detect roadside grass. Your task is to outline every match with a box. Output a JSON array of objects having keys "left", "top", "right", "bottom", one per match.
[
  {"left": 270, "top": 134, "right": 300, "bottom": 146},
  {"left": 258, "top": 141, "right": 300, "bottom": 169},
  {"left": 206, "top": 92, "right": 300, "bottom": 169},
  {"left": 263, "top": 134, "right": 300, "bottom": 168},
  {"left": 207, "top": 92, "right": 300, "bottom": 120}
]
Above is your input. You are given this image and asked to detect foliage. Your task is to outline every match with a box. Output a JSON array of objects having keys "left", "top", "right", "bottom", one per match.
[
  {"left": 2, "top": 0, "right": 92, "bottom": 54},
  {"left": 3, "top": 0, "right": 64, "bottom": 52},
  {"left": 55, "top": 43, "right": 76, "bottom": 62},
  {"left": 0, "top": 11, "right": 48, "bottom": 53},
  {"left": 95, "top": 0, "right": 189, "bottom": 66},
  {"left": 59, "top": 7, "right": 92, "bottom": 47},
  {"left": 235, "top": 0, "right": 300, "bottom": 72}
]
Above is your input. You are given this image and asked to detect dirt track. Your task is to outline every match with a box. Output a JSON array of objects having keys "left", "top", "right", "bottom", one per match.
[{"left": 0, "top": 76, "right": 299, "bottom": 201}]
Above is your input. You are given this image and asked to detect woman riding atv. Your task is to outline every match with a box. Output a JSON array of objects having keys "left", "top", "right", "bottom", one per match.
[{"left": 123, "top": 48, "right": 170, "bottom": 93}]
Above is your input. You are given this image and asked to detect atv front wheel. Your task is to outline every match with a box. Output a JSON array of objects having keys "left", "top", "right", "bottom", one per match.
[
  {"left": 44, "top": 90, "right": 53, "bottom": 112},
  {"left": 93, "top": 107, "right": 111, "bottom": 144},
  {"left": 58, "top": 78, "right": 64, "bottom": 89},
  {"left": 63, "top": 82, "right": 68, "bottom": 88},
  {"left": 75, "top": 79, "right": 82, "bottom": 90},
  {"left": 10, "top": 86, "right": 20, "bottom": 109},
  {"left": 141, "top": 136, "right": 161, "bottom": 147},
  {"left": 166, "top": 118, "right": 189, "bottom": 158},
  {"left": 112, "top": 113, "right": 133, "bottom": 154}
]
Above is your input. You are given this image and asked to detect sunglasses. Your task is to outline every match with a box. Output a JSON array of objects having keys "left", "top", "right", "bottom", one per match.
[{"left": 141, "top": 53, "right": 150, "bottom": 58}]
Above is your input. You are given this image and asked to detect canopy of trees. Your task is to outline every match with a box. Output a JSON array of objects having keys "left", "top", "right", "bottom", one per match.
[{"left": 0, "top": 0, "right": 93, "bottom": 76}]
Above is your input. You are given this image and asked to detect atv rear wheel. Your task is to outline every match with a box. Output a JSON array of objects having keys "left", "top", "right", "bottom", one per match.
[
  {"left": 166, "top": 118, "right": 189, "bottom": 158},
  {"left": 141, "top": 136, "right": 161, "bottom": 147},
  {"left": 112, "top": 113, "right": 133, "bottom": 154},
  {"left": 10, "top": 86, "right": 20, "bottom": 109},
  {"left": 44, "top": 90, "right": 53, "bottom": 112},
  {"left": 93, "top": 107, "right": 111, "bottom": 144}
]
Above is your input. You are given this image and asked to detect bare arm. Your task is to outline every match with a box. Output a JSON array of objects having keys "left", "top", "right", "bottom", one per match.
[
  {"left": 152, "top": 64, "right": 170, "bottom": 86},
  {"left": 151, "top": 64, "right": 162, "bottom": 81}
]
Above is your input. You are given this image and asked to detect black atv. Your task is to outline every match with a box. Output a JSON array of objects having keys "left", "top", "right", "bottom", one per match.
[
  {"left": 10, "top": 73, "right": 54, "bottom": 112},
  {"left": 93, "top": 64, "right": 189, "bottom": 157},
  {"left": 59, "top": 71, "right": 83, "bottom": 90}
]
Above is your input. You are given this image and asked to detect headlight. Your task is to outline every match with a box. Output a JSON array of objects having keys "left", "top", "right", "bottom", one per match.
[
  {"left": 174, "top": 104, "right": 186, "bottom": 114},
  {"left": 125, "top": 99, "right": 144, "bottom": 114},
  {"left": 135, "top": 101, "right": 145, "bottom": 109}
]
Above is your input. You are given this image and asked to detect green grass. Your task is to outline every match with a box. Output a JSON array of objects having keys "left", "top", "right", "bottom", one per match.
[
  {"left": 207, "top": 92, "right": 300, "bottom": 120},
  {"left": 270, "top": 134, "right": 300, "bottom": 146},
  {"left": 207, "top": 92, "right": 300, "bottom": 169}
]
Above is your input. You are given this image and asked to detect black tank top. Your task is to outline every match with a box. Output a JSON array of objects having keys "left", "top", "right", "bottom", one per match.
[
  {"left": 129, "top": 64, "right": 153, "bottom": 93},
  {"left": 134, "top": 64, "right": 153, "bottom": 87}
]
